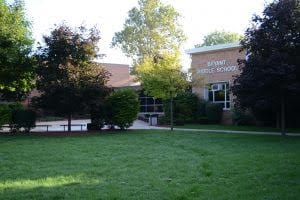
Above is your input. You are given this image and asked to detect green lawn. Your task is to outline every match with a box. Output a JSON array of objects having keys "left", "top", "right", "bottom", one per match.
[
  {"left": 174, "top": 124, "right": 300, "bottom": 133},
  {"left": 0, "top": 130, "right": 299, "bottom": 199}
]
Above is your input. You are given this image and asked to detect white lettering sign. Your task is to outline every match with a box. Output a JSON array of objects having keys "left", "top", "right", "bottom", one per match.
[
  {"left": 207, "top": 60, "right": 226, "bottom": 67},
  {"left": 197, "top": 59, "right": 238, "bottom": 74}
]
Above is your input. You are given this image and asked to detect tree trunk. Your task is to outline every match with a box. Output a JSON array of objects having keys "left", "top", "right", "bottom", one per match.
[
  {"left": 68, "top": 114, "right": 72, "bottom": 132},
  {"left": 276, "top": 111, "right": 280, "bottom": 129},
  {"left": 280, "top": 96, "right": 286, "bottom": 136},
  {"left": 170, "top": 95, "right": 174, "bottom": 131}
]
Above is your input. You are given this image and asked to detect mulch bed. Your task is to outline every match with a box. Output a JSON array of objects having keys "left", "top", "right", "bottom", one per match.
[{"left": 0, "top": 129, "right": 129, "bottom": 137}]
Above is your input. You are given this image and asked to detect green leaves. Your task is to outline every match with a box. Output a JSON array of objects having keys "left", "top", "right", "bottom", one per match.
[
  {"left": 232, "top": 0, "right": 300, "bottom": 128},
  {"left": 0, "top": 0, "right": 34, "bottom": 98},
  {"left": 112, "top": 0, "right": 186, "bottom": 61},
  {"left": 105, "top": 89, "right": 139, "bottom": 130},
  {"left": 195, "top": 30, "right": 242, "bottom": 47},
  {"left": 136, "top": 51, "right": 188, "bottom": 100},
  {"left": 34, "top": 24, "right": 110, "bottom": 118}
]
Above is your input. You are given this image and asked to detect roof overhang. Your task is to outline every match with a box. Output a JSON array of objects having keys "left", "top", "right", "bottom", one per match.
[{"left": 185, "top": 43, "right": 242, "bottom": 55}]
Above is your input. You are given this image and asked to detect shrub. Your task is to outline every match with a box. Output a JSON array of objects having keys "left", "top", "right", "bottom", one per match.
[
  {"left": 0, "top": 102, "right": 24, "bottom": 129},
  {"left": 205, "top": 103, "right": 223, "bottom": 123},
  {"left": 163, "top": 92, "right": 199, "bottom": 124},
  {"left": 8, "top": 102, "right": 23, "bottom": 113},
  {"left": 232, "top": 108, "right": 256, "bottom": 126},
  {"left": 196, "top": 98, "right": 207, "bottom": 120},
  {"left": 11, "top": 109, "right": 36, "bottom": 132},
  {"left": 105, "top": 89, "right": 139, "bottom": 130},
  {"left": 88, "top": 107, "right": 106, "bottom": 131},
  {"left": 0, "top": 104, "right": 11, "bottom": 126},
  {"left": 158, "top": 115, "right": 169, "bottom": 125},
  {"left": 87, "top": 122, "right": 104, "bottom": 131}
]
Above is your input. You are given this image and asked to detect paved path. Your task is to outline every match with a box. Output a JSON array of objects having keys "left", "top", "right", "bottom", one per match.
[
  {"left": 170, "top": 127, "right": 300, "bottom": 136},
  {"left": 1, "top": 119, "right": 299, "bottom": 136},
  {"left": 132, "top": 120, "right": 300, "bottom": 136}
]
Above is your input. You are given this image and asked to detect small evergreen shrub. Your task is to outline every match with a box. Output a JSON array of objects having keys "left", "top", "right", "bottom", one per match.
[
  {"left": 105, "top": 89, "right": 139, "bottom": 130},
  {"left": 11, "top": 109, "right": 36, "bottom": 132},
  {"left": 158, "top": 115, "right": 169, "bottom": 125},
  {"left": 163, "top": 92, "right": 199, "bottom": 124},
  {"left": 196, "top": 98, "right": 207, "bottom": 121},
  {"left": 205, "top": 103, "right": 223, "bottom": 123},
  {"left": 0, "top": 102, "right": 24, "bottom": 130},
  {"left": 87, "top": 122, "right": 104, "bottom": 131},
  {"left": 232, "top": 108, "right": 256, "bottom": 125},
  {"left": 88, "top": 110, "right": 106, "bottom": 130},
  {"left": 0, "top": 104, "right": 11, "bottom": 126}
]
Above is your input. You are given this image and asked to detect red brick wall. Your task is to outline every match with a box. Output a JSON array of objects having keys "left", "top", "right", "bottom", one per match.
[{"left": 190, "top": 47, "right": 245, "bottom": 124}]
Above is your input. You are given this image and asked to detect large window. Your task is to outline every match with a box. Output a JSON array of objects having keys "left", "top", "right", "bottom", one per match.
[
  {"left": 139, "top": 92, "right": 163, "bottom": 113},
  {"left": 206, "top": 82, "right": 230, "bottom": 109}
]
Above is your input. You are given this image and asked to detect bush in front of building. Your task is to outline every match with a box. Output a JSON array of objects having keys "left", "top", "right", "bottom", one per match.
[
  {"left": 196, "top": 98, "right": 209, "bottom": 123},
  {"left": 163, "top": 92, "right": 199, "bottom": 125},
  {"left": 0, "top": 102, "right": 24, "bottom": 127},
  {"left": 0, "top": 102, "right": 36, "bottom": 132},
  {"left": 11, "top": 109, "right": 36, "bottom": 133},
  {"left": 105, "top": 89, "right": 139, "bottom": 130},
  {"left": 0, "top": 104, "right": 11, "bottom": 126},
  {"left": 205, "top": 103, "right": 223, "bottom": 124},
  {"left": 161, "top": 94, "right": 225, "bottom": 125},
  {"left": 232, "top": 108, "right": 256, "bottom": 126}
]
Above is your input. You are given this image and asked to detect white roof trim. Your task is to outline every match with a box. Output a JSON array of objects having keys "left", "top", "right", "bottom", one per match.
[{"left": 185, "top": 43, "right": 242, "bottom": 54}]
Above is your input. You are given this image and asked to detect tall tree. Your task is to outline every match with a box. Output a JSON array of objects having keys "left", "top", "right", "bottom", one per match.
[
  {"left": 136, "top": 52, "right": 188, "bottom": 131},
  {"left": 231, "top": 0, "right": 300, "bottom": 135},
  {"left": 111, "top": 0, "right": 186, "bottom": 64},
  {"left": 34, "top": 24, "right": 110, "bottom": 131},
  {"left": 0, "top": 0, "right": 35, "bottom": 100},
  {"left": 195, "top": 30, "right": 242, "bottom": 47}
]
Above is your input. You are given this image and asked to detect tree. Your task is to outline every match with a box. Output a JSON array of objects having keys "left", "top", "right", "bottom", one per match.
[
  {"left": 105, "top": 89, "right": 139, "bottom": 130},
  {"left": 195, "top": 30, "right": 242, "bottom": 47},
  {"left": 34, "top": 24, "right": 110, "bottom": 132},
  {"left": 231, "top": 0, "right": 300, "bottom": 135},
  {"left": 0, "top": 0, "right": 35, "bottom": 100},
  {"left": 111, "top": 0, "right": 185, "bottom": 64},
  {"left": 136, "top": 52, "right": 188, "bottom": 131},
  {"left": 81, "top": 66, "right": 111, "bottom": 130}
]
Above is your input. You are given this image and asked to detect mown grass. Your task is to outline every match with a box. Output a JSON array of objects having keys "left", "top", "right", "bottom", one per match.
[
  {"left": 174, "top": 124, "right": 300, "bottom": 133},
  {"left": 0, "top": 130, "right": 299, "bottom": 199}
]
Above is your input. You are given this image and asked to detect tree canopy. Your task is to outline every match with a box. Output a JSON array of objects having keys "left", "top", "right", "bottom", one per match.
[
  {"left": 195, "top": 30, "right": 242, "bottom": 47},
  {"left": 136, "top": 51, "right": 188, "bottom": 130},
  {"left": 34, "top": 24, "right": 110, "bottom": 131},
  {"left": 231, "top": 0, "right": 300, "bottom": 135},
  {"left": 0, "top": 0, "right": 35, "bottom": 100},
  {"left": 111, "top": 0, "right": 186, "bottom": 62}
]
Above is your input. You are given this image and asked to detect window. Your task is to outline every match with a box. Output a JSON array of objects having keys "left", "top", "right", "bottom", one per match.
[
  {"left": 139, "top": 92, "right": 163, "bottom": 113},
  {"left": 206, "top": 82, "right": 230, "bottom": 109}
]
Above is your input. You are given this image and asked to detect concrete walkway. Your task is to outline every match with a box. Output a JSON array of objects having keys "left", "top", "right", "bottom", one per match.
[
  {"left": 1, "top": 119, "right": 299, "bottom": 136},
  {"left": 132, "top": 120, "right": 300, "bottom": 136},
  {"left": 170, "top": 127, "right": 300, "bottom": 136}
]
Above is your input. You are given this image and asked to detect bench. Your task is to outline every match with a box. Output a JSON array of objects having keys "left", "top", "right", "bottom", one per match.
[
  {"left": 0, "top": 125, "right": 11, "bottom": 131},
  {"left": 35, "top": 125, "right": 52, "bottom": 132},
  {"left": 1, "top": 124, "right": 52, "bottom": 132},
  {"left": 60, "top": 124, "right": 86, "bottom": 131}
]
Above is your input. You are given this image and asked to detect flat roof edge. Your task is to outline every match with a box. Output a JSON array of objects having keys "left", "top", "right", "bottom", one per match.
[{"left": 185, "top": 43, "right": 242, "bottom": 54}]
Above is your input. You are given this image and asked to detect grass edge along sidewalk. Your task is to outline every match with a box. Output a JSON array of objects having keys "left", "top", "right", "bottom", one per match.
[{"left": 170, "top": 124, "right": 300, "bottom": 135}]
